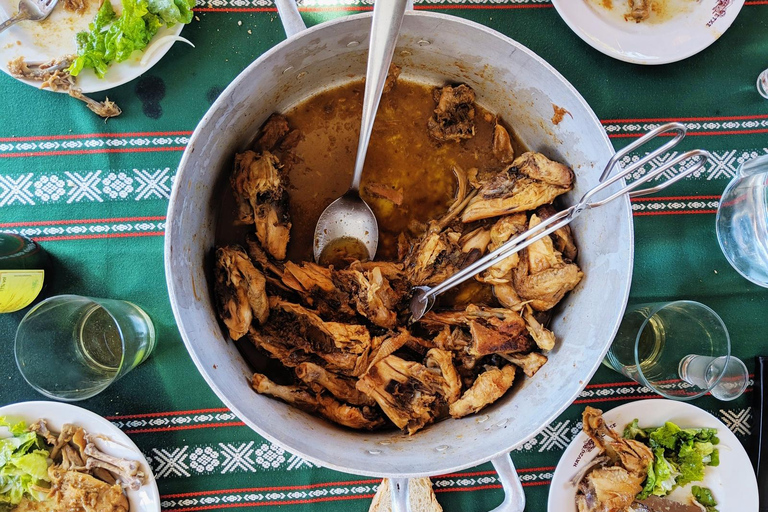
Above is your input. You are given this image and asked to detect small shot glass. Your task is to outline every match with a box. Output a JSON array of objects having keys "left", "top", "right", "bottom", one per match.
[{"left": 679, "top": 354, "right": 749, "bottom": 401}]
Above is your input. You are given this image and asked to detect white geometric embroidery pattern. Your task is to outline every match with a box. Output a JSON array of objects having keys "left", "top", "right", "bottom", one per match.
[
  {"left": 253, "top": 442, "right": 286, "bottom": 470},
  {"left": 219, "top": 442, "right": 257, "bottom": 473},
  {"left": 0, "top": 173, "right": 35, "bottom": 206},
  {"left": 622, "top": 148, "right": 768, "bottom": 184},
  {"left": 134, "top": 168, "right": 172, "bottom": 200},
  {"left": 151, "top": 447, "right": 190, "bottom": 478},
  {"left": 189, "top": 446, "right": 221, "bottom": 474},
  {"left": 719, "top": 407, "right": 752, "bottom": 437},
  {"left": 195, "top": 0, "right": 551, "bottom": 6},
  {"left": 65, "top": 171, "right": 103, "bottom": 204},
  {"left": 33, "top": 175, "right": 66, "bottom": 202},
  {"left": 286, "top": 453, "right": 315, "bottom": 471},
  {"left": 102, "top": 172, "right": 135, "bottom": 199},
  {"left": 0, "top": 168, "right": 175, "bottom": 208}
]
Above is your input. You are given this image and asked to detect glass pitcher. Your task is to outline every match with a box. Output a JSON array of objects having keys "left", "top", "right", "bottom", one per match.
[{"left": 716, "top": 154, "right": 768, "bottom": 288}]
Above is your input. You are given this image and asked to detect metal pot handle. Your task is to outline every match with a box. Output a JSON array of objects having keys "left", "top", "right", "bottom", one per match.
[
  {"left": 389, "top": 454, "right": 525, "bottom": 512},
  {"left": 274, "top": 0, "right": 415, "bottom": 38}
]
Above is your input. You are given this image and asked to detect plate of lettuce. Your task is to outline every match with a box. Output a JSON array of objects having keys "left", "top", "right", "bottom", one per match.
[
  {"left": 0, "top": 401, "right": 159, "bottom": 512},
  {"left": 0, "top": 0, "right": 194, "bottom": 93},
  {"left": 548, "top": 399, "right": 758, "bottom": 512}
]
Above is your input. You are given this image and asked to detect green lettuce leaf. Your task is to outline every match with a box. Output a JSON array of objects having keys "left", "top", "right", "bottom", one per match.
[
  {"left": 691, "top": 485, "right": 718, "bottom": 512},
  {"left": 147, "top": 0, "right": 195, "bottom": 25},
  {"left": 623, "top": 419, "right": 649, "bottom": 441},
  {"left": 0, "top": 418, "right": 50, "bottom": 506}
]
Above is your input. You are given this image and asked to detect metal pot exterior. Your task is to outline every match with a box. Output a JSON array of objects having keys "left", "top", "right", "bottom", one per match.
[{"left": 165, "top": 11, "right": 633, "bottom": 478}]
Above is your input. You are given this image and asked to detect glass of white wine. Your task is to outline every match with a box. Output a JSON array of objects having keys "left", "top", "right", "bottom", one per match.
[
  {"left": 603, "top": 300, "right": 732, "bottom": 400},
  {"left": 14, "top": 294, "right": 156, "bottom": 401}
]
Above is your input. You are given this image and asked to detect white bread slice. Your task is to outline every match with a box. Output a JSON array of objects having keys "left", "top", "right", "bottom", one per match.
[{"left": 369, "top": 477, "right": 443, "bottom": 512}]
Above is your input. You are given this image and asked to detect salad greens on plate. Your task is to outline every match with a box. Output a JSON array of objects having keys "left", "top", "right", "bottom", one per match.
[
  {"left": 624, "top": 419, "right": 720, "bottom": 507},
  {"left": 69, "top": 0, "right": 195, "bottom": 78},
  {"left": 0, "top": 417, "right": 49, "bottom": 509}
]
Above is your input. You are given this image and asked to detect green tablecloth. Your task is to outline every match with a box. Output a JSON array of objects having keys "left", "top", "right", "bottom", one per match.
[{"left": 1, "top": 1, "right": 767, "bottom": 510}]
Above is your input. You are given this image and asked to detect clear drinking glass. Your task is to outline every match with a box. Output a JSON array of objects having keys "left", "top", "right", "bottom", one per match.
[
  {"left": 15, "top": 294, "right": 156, "bottom": 401},
  {"left": 604, "top": 301, "right": 731, "bottom": 400},
  {"left": 716, "top": 154, "right": 768, "bottom": 288}
]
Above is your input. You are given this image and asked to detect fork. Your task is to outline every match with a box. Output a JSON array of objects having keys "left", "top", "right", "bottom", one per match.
[{"left": 0, "top": 0, "right": 59, "bottom": 35}]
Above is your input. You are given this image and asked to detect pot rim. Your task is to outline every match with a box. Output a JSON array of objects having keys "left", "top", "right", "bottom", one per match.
[{"left": 165, "top": 10, "right": 634, "bottom": 478}]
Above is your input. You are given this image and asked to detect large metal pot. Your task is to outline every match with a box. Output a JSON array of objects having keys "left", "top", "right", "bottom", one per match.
[{"left": 165, "top": 4, "right": 633, "bottom": 511}]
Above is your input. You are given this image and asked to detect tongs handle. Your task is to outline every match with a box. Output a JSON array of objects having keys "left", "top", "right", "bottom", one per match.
[{"left": 410, "top": 123, "right": 711, "bottom": 320}]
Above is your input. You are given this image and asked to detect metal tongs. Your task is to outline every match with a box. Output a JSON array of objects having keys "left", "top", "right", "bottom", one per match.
[{"left": 409, "top": 122, "right": 711, "bottom": 321}]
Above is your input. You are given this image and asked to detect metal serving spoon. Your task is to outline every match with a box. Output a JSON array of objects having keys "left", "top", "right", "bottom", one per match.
[
  {"left": 312, "top": 0, "right": 409, "bottom": 266},
  {"left": 410, "top": 122, "right": 711, "bottom": 321}
]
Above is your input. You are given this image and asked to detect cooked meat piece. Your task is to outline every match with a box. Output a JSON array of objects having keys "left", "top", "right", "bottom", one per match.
[
  {"left": 449, "top": 365, "right": 515, "bottom": 418},
  {"left": 252, "top": 372, "right": 322, "bottom": 411},
  {"left": 247, "top": 326, "right": 317, "bottom": 370},
  {"left": 315, "top": 393, "right": 386, "bottom": 430},
  {"left": 427, "top": 84, "right": 476, "bottom": 142},
  {"left": 537, "top": 205, "right": 578, "bottom": 261},
  {"left": 493, "top": 282, "right": 524, "bottom": 311},
  {"left": 526, "top": 214, "right": 562, "bottom": 273},
  {"left": 366, "top": 329, "right": 420, "bottom": 369},
  {"left": 522, "top": 304, "right": 555, "bottom": 350},
  {"left": 264, "top": 298, "right": 373, "bottom": 375},
  {"left": 336, "top": 266, "right": 403, "bottom": 329},
  {"left": 357, "top": 354, "right": 451, "bottom": 434},
  {"left": 404, "top": 228, "right": 465, "bottom": 286},
  {"left": 500, "top": 351, "right": 547, "bottom": 377},
  {"left": 253, "top": 372, "right": 383, "bottom": 429},
  {"left": 364, "top": 182, "right": 404, "bottom": 206},
  {"left": 424, "top": 348, "right": 462, "bottom": 403},
  {"left": 582, "top": 408, "right": 653, "bottom": 479},
  {"left": 422, "top": 305, "right": 532, "bottom": 356},
  {"left": 509, "top": 213, "right": 583, "bottom": 311},
  {"left": 577, "top": 466, "right": 644, "bottom": 512},
  {"left": 295, "top": 361, "right": 375, "bottom": 406},
  {"left": 479, "top": 213, "right": 528, "bottom": 284},
  {"left": 383, "top": 63, "right": 402, "bottom": 94},
  {"left": 281, "top": 261, "right": 406, "bottom": 328},
  {"left": 8, "top": 56, "right": 121, "bottom": 118},
  {"left": 214, "top": 245, "right": 269, "bottom": 340},
  {"left": 626, "top": 0, "right": 650, "bottom": 22},
  {"left": 13, "top": 497, "right": 57, "bottom": 511},
  {"left": 459, "top": 227, "right": 491, "bottom": 255},
  {"left": 63, "top": 0, "right": 87, "bottom": 14},
  {"left": 46, "top": 468, "right": 129, "bottom": 512},
  {"left": 231, "top": 150, "right": 291, "bottom": 260},
  {"left": 513, "top": 256, "right": 583, "bottom": 311},
  {"left": 632, "top": 496, "right": 706, "bottom": 512},
  {"left": 256, "top": 113, "right": 290, "bottom": 152},
  {"left": 492, "top": 121, "right": 515, "bottom": 164},
  {"left": 461, "top": 152, "right": 574, "bottom": 222},
  {"left": 576, "top": 408, "right": 654, "bottom": 512}
]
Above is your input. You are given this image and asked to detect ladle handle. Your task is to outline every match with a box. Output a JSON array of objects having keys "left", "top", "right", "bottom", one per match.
[
  {"left": 350, "top": 0, "right": 409, "bottom": 193},
  {"left": 274, "top": 0, "right": 306, "bottom": 38}
]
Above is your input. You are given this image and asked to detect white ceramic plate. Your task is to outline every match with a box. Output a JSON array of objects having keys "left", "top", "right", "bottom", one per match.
[
  {"left": 548, "top": 399, "right": 758, "bottom": 512},
  {"left": 0, "top": 0, "right": 183, "bottom": 93},
  {"left": 0, "top": 401, "right": 160, "bottom": 512},
  {"left": 551, "top": 0, "right": 745, "bottom": 65}
]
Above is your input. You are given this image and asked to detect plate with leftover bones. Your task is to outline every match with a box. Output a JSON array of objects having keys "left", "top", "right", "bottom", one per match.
[
  {"left": 548, "top": 399, "right": 757, "bottom": 512},
  {"left": 0, "top": 400, "right": 159, "bottom": 512},
  {"left": 0, "top": 0, "right": 190, "bottom": 115},
  {"left": 551, "top": 0, "right": 745, "bottom": 65}
]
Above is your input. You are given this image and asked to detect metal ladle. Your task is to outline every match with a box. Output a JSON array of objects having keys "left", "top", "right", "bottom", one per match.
[
  {"left": 410, "top": 122, "right": 711, "bottom": 321},
  {"left": 313, "top": 0, "right": 409, "bottom": 265}
]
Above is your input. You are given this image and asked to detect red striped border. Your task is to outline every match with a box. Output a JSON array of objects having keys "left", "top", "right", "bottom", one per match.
[
  {"left": 193, "top": 4, "right": 554, "bottom": 12},
  {"left": 0, "top": 131, "right": 192, "bottom": 142},
  {"left": 0, "top": 215, "right": 167, "bottom": 228},
  {"left": 0, "top": 147, "right": 186, "bottom": 158}
]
